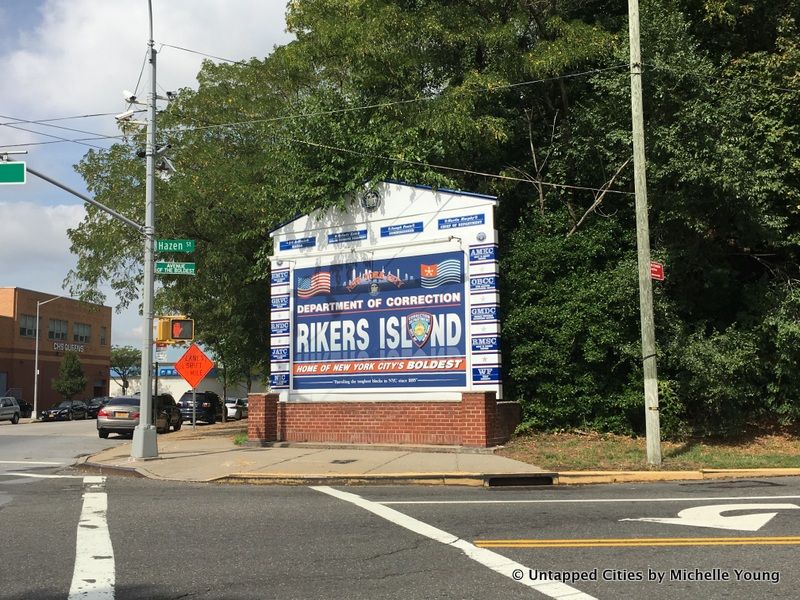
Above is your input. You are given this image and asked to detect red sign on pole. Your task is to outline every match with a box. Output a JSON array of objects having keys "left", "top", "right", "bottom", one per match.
[
  {"left": 174, "top": 343, "right": 214, "bottom": 389},
  {"left": 650, "top": 261, "right": 665, "bottom": 281}
]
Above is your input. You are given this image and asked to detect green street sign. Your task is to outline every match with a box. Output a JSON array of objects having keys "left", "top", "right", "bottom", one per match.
[
  {"left": 156, "top": 239, "right": 195, "bottom": 253},
  {"left": 0, "top": 162, "right": 26, "bottom": 185},
  {"left": 155, "top": 261, "right": 196, "bottom": 275}
]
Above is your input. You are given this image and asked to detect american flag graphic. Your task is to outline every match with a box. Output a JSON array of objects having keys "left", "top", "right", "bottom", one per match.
[{"left": 296, "top": 272, "right": 331, "bottom": 298}]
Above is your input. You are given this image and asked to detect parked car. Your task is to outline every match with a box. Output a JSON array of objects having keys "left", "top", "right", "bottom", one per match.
[
  {"left": 41, "top": 400, "right": 88, "bottom": 421},
  {"left": 85, "top": 397, "right": 112, "bottom": 418},
  {"left": 0, "top": 397, "right": 20, "bottom": 424},
  {"left": 14, "top": 398, "right": 32, "bottom": 418},
  {"left": 225, "top": 397, "right": 248, "bottom": 420},
  {"left": 97, "top": 394, "right": 182, "bottom": 439},
  {"left": 178, "top": 391, "right": 222, "bottom": 424}
]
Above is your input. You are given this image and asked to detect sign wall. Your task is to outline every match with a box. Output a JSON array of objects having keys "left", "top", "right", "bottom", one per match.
[{"left": 269, "top": 182, "right": 501, "bottom": 401}]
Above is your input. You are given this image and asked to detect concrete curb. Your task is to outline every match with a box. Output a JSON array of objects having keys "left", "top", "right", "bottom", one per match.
[
  {"left": 213, "top": 471, "right": 558, "bottom": 487},
  {"left": 555, "top": 468, "right": 800, "bottom": 485},
  {"left": 76, "top": 456, "right": 146, "bottom": 479}
]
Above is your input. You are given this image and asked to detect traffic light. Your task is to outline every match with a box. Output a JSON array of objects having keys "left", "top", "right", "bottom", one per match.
[
  {"left": 170, "top": 318, "right": 194, "bottom": 341},
  {"left": 156, "top": 316, "right": 194, "bottom": 344}
]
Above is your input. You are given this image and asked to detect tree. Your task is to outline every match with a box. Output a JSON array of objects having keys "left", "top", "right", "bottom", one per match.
[
  {"left": 110, "top": 346, "right": 142, "bottom": 395},
  {"left": 64, "top": 0, "right": 800, "bottom": 436},
  {"left": 53, "top": 352, "right": 87, "bottom": 401}
]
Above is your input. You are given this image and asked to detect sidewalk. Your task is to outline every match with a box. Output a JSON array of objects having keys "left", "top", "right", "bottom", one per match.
[
  {"left": 79, "top": 421, "right": 800, "bottom": 486},
  {"left": 80, "top": 421, "right": 554, "bottom": 486}
]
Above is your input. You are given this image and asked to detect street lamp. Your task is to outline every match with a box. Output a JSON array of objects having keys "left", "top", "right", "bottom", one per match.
[{"left": 33, "top": 295, "right": 63, "bottom": 421}]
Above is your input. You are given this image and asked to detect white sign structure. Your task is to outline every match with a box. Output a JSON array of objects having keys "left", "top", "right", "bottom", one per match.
[
  {"left": 269, "top": 182, "right": 502, "bottom": 402},
  {"left": 621, "top": 503, "right": 800, "bottom": 532}
]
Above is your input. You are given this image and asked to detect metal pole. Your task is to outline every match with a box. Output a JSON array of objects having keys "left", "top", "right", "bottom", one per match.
[
  {"left": 192, "top": 388, "right": 196, "bottom": 430},
  {"left": 26, "top": 166, "right": 143, "bottom": 234},
  {"left": 33, "top": 303, "right": 41, "bottom": 421},
  {"left": 32, "top": 296, "right": 63, "bottom": 421},
  {"left": 132, "top": 0, "right": 158, "bottom": 459},
  {"left": 628, "top": 0, "right": 662, "bottom": 465}
]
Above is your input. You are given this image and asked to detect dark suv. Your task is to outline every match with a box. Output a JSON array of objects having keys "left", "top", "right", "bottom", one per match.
[{"left": 178, "top": 391, "right": 223, "bottom": 424}]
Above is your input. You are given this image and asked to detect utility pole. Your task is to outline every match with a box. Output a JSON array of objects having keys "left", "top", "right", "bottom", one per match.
[
  {"left": 628, "top": 0, "right": 662, "bottom": 465},
  {"left": 131, "top": 0, "right": 158, "bottom": 459}
]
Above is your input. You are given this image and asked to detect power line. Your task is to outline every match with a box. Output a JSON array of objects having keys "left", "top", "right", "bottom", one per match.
[
  {"left": 284, "top": 135, "right": 635, "bottom": 196},
  {"left": 0, "top": 113, "right": 115, "bottom": 142},
  {"left": 0, "top": 111, "right": 121, "bottom": 126},
  {"left": 131, "top": 46, "right": 151, "bottom": 99},
  {"left": 646, "top": 63, "right": 800, "bottom": 94},
  {"left": 0, "top": 121, "right": 109, "bottom": 151},
  {"left": 159, "top": 42, "right": 254, "bottom": 67},
  {"left": 158, "top": 65, "right": 630, "bottom": 136}
]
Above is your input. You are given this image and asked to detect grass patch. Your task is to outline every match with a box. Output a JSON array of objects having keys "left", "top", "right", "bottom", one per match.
[
  {"left": 233, "top": 431, "right": 249, "bottom": 446},
  {"left": 498, "top": 431, "right": 800, "bottom": 471}
]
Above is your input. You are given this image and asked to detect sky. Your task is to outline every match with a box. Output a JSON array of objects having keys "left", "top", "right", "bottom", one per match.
[{"left": 0, "top": 0, "right": 292, "bottom": 349}]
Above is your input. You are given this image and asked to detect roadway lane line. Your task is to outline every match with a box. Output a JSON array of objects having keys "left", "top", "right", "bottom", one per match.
[
  {"left": 0, "top": 460, "right": 64, "bottom": 465},
  {"left": 312, "top": 486, "right": 596, "bottom": 599},
  {"left": 5, "top": 472, "right": 83, "bottom": 479},
  {"left": 476, "top": 536, "right": 800, "bottom": 548},
  {"left": 68, "top": 476, "right": 115, "bottom": 600},
  {"left": 381, "top": 494, "right": 800, "bottom": 505}
]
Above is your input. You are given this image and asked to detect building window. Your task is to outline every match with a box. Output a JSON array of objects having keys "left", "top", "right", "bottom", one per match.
[
  {"left": 100, "top": 326, "right": 107, "bottom": 346},
  {"left": 74, "top": 322, "right": 91, "bottom": 343},
  {"left": 19, "top": 314, "right": 37, "bottom": 338},
  {"left": 48, "top": 319, "right": 68, "bottom": 341}
]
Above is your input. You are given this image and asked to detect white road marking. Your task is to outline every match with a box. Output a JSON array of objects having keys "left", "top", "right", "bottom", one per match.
[
  {"left": 380, "top": 494, "right": 800, "bottom": 505},
  {"left": 621, "top": 503, "right": 800, "bottom": 531},
  {"left": 312, "top": 486, "right": 595, "bottom": 599},
  {"left": 0, "top": 460, "right": 63, "bottom": 465},
  {"left": 68, "top": 476, "right": 115, "bottom": 600},
  {"left": 4, "top": 472, "right": 84, "bottom": 479}
]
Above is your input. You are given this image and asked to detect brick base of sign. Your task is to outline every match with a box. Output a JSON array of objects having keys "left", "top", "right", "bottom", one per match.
[{"left": 246, "top": 392, "right": 521, "bottom": 448}]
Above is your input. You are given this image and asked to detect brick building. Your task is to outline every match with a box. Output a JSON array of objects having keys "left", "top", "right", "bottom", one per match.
[{"left": 0, "top": 288, "right": 112, "bottom": 410}]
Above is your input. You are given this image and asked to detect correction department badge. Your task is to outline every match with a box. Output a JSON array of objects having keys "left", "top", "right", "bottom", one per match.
[{"left": 406, "top": 312, "right": 434, "bottom": 348}]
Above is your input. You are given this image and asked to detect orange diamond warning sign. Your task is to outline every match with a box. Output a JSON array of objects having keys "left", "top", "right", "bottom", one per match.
[{"left": 174, "top": 343, "right": 214, "bottom": 389}]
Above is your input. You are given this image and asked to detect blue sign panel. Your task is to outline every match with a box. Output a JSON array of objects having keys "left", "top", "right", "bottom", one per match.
[
  {"left": 380, "top": 222, "right": 424, "bottom": 237},
  {"left": 271, "top": 295, "right": 289, "bottom": 310},
  {"left": 471, "top": 336, "right": 499, "bottom": 352},
  {"left": 271, "top": 320, "right": 290, "bottom": 335},
  {"left": 328, "top": 229, "right": 367, "bottom": 244},
  {"left": 470, "top": 275, "right": 498, "bottom": 292},
  {"left": 279, "top": 236, "right": 316, "bottom": 251},
  {"left": 271, "top": 346, "right": 290, "bottom": 362},
  {"left": 438, "top": 213, "right": 485, "bottom": 230},
  {"left": 270, "top": 372, "right": 289, "bottom": 388},
  {"left": 469, "top": 245, "right": 497, "bottom": 263},
  {"left": 292, "top": 250, "right": 467, "bottom": 390},
  {"left": 471, "top": 305, "right": 499, "bottom": 322},
  {"left": 271, "top": 270, "right": 290, "bottom": 285},
  {"left": 472, "top": 366, "right": 500, "bottom": 382}
]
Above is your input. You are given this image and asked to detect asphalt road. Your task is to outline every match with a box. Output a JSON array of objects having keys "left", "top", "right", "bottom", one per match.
[{"left": 2, "top": 422, "right": 799, "bottom": 599}]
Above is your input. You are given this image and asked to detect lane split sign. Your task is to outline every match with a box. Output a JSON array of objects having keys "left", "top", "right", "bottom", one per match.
[{"left": 174, "top": 343, "right": 214, "bottom": 389}]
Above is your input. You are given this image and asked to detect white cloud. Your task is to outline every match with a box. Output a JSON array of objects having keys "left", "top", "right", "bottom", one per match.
[
  {"left": 7, "top": 0, "right": 291, "bottom": 120},
  {"left": 1, "top": 0, "right": 292, "bottom": 347},
  {"left": 0, "top": 201, "right": 83, "bottom": 266}
]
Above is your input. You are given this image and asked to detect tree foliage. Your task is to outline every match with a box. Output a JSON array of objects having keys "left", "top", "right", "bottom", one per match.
[
  {"left": 66, "top": 0, "right": 800, "bottom": 436},
  {"left": 110, "top": 345, "right": 141, "bottom": 394},
  {"left": 53, "top": 352, "right": 87, "bottom": 401}
]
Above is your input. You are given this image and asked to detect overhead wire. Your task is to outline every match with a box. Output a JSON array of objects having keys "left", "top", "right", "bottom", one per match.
[{"left": 281, "top": 136, "right": 635, "bottom": 196}]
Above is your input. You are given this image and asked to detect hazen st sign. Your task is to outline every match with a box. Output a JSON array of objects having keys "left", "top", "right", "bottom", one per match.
[{"left": 174, "top": 343, "right": 214, "bottom": 388}]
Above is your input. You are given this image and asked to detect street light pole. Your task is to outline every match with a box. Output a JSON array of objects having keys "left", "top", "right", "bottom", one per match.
[
  {"left": 628, "top": 0, "right": 662, "bottom": 465},
  {"left": 32, "top": 296, "right": 63, "bottom": 421},
  {"left": 131, "top": 0, "right": 158, "bottom": 459}
]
